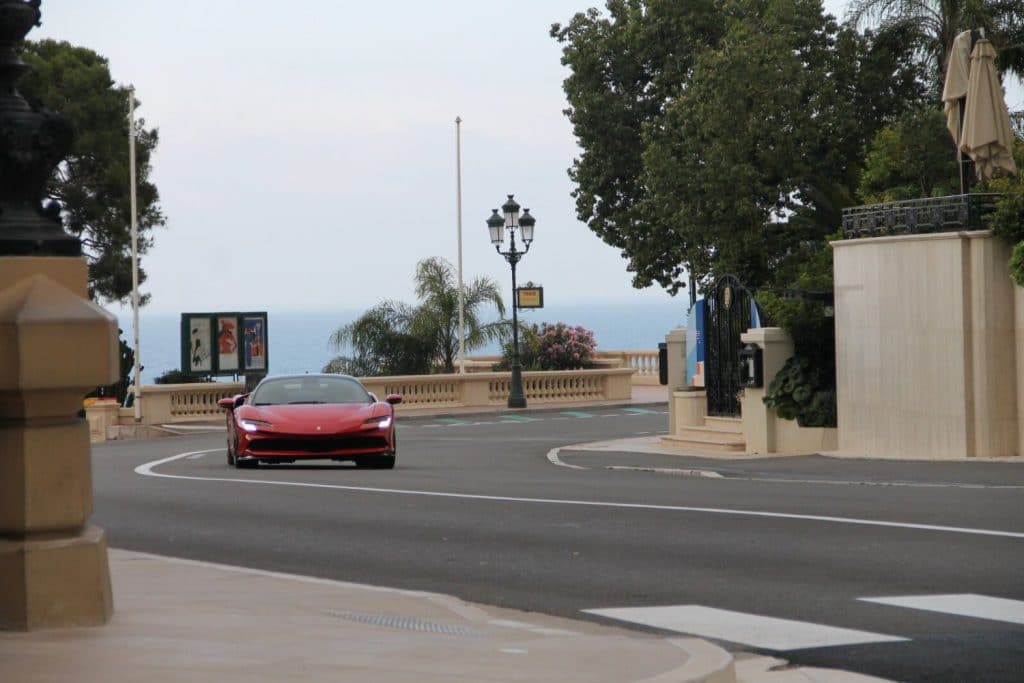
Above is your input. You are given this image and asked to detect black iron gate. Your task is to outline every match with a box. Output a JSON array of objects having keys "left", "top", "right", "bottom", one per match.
[{"left": 704, "top": 274, "right": 758, "bottom": 417}]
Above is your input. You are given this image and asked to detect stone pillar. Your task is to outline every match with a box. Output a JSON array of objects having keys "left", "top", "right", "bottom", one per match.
[
  {"left": 0, "top": 267, "right": 118, "bottom": 629},
  {"left": 665, "top": 327, "right": 687, "bottom": 434},
  {"left": 0, "top": 0, "right": 115, "bottom": 630},
  {"left": 739, "top": 327, "right": 793, "bottom": 454}
]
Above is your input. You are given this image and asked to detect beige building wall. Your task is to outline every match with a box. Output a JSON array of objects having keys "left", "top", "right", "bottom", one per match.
[{"left": 832, "top": 231, "right": 1020, "bottom": 458}]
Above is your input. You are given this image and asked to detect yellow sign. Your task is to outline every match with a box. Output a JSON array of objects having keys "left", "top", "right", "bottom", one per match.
[{"left": 516, "top": 287, "right": 544, "bottom": 309}]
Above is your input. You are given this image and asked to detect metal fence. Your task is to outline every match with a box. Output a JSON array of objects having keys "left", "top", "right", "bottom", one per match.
[{"left": 841, "top": 193, "right": 1001, "bottom": 239}]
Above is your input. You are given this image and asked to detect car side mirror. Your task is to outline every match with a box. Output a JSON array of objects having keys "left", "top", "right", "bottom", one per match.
[
  {"left": 218, "top": 394, "right": 247, "bottom": 410},
  {"left": 385, "top": 394, "right": 402, "bottom": 405}
]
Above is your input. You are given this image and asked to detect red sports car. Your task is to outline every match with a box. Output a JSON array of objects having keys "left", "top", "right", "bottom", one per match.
[{"left": 218, "top": 374, "right": 402, "bottom": 469}]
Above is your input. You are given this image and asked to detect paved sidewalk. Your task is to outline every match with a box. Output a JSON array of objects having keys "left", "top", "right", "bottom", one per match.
[{"left": 0, "top": 550, "right": 890, "bottom": 683}]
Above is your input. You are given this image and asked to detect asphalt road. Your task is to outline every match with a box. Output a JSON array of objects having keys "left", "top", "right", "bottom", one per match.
[{"left": 91, "top": 406, "right": 1024, "bottom": 682}]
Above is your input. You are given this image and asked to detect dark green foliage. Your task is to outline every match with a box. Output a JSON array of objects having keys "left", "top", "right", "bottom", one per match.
[
  {"left": 847, "top": 0, "right": 1024, "bottom": 97},
  {"left": 758, "top": 237, "right": 838, "bottom": 428},
  {"left": 18, "top": 40, "right": 165, "bottom": 305},
  {"left": 552, "top": 0, "right": 924, "bottom": 292},
  {"left": 763, "top": 356, "right": 837, "bottom": 427},
  {"left": 494, "top": 324, "right": 542, "bottom": 371},
  {"left": 985, "top": 139, "right": 1024, "bottom": 285},
  {"left": 86, "top": 329, "right": 135, "bottom": 403},
  {"left": 324, "top": 300, "right": 436, "bottom": 377},
  {"left": 1009, "top": 242, "right": 1024, "bottom": 286},
  {"left": 858, "top": 108, "right": 959, "bottom": 202},
  {"left": 154, "top": 369, "right": 211, "bottom": 384}
]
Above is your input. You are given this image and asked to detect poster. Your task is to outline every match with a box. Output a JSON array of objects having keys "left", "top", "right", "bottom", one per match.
[
  {"left": 188, "top": 317, "right": 212, "bottom": 372},
  {"left": 243, "top": 316, "right": 266, "bottom": 371},
  {"left": 217, "top": 316, "right": 239, "bottom": 371}
]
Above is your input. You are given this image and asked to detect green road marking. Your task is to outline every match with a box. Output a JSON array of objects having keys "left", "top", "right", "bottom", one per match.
[
  {"left": 561, "top": 411, "right": 594, "bottom": 418},
  {"left": 434, "top": 418, "right": 469, "bottom": 425},
  {"left": 622, "top": 408, "right": 662, "bottom": 414},
  {"left": 500, "top": 414, "right": 538, "bottom": 422}
]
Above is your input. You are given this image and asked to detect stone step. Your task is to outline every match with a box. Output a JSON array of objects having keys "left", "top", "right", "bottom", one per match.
[
  {"left": 661, "top": 434, "right": 746, "bottom": 452},
  {"left": 703, "top": 416, "right": 744, "bottom": 434},
  {"left": 675, "top": 425, "right": 746, "bottom": 445}
]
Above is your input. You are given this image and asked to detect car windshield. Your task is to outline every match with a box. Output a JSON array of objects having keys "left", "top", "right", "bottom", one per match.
[{"left": 251, "top": 377, "right": 371, "bottom": 406}]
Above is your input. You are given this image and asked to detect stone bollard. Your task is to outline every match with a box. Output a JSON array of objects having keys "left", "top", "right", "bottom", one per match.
[
  {"left": 0, "top": 0, "right": 116, "bottom": 630},
  {"left": 0, "top": 265, "right": 118, "bottom": 629}
]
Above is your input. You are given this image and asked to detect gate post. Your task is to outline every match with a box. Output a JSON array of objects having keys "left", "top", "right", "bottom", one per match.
[
  {"left": 740, "top": 327, "right": 793, "bottom": 454},
  {"left": 665, "top": 327, "right": 687, "bottom": 434}
]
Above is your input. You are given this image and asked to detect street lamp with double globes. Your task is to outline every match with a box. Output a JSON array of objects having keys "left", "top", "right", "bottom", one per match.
[{"left": 487, "top": 194, "right": 535, "bottom": 409}]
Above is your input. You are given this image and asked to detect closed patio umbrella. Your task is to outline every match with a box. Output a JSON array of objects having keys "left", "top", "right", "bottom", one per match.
[{"left": 959, "top": 38, "right": 1017, "bottom": 181}]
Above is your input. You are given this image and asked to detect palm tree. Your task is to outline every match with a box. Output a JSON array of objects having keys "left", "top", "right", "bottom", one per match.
[
  {"left": 324, "top": 257, "right": 506, "bottom": 376},
  {"left": 847, "top": 0, "right": 1024, "bottom": 95},
  {"left": 408, "top": 257, "right": 507, "bottom": 373},
  {"left": 325, "top": 301, "right": 434, "bottom": 376}
]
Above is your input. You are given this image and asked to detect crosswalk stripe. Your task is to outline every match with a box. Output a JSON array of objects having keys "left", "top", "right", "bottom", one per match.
[
  {"left": 583, "top": 605, "right": 908, "bottom": 651},
  {"left": 859, "top": 594, "right": 1024, "bottom": 625}
]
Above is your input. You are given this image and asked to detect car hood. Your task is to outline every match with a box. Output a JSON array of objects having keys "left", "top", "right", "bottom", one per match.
[{"left": 236, "top": 402, "right": 390, "bottom": 435}]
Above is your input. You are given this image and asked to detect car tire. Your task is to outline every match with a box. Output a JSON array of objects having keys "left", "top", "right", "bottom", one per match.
[
  {"left": 373, "top": 454, "right": 396, "bottom": 470},
  {"left": 226, "top": 437, "right": 236, "bottom": 466}
]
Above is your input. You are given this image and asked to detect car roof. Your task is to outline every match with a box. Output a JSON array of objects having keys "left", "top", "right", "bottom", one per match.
[{"left": 257, "top": 373, "right": 358, "bottom": 383}]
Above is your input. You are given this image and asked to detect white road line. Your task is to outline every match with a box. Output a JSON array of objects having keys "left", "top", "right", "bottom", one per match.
[
  {"left": 546, "top": 447, "right": 588, "bottom": 470},
  {"left": 584, "top": 605, "right": 907, "bottom": 651},
  {"left": 134, "top": 450, "right": 1024, "bottom": 540},
  {"left": 859, "top": 594, "right": 1024, "bottom": 625},
  {"left": 185, "top": 453, "right": 206, "bottom": 460}
]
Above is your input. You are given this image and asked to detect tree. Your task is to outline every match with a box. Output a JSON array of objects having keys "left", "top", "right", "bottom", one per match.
[
  {"left": 847, "top": 0, "right": 1024, "bottom": 96},
  {"left": 858, "top": 108, "right": 960, "bottom": 202},
  {"left": 325, "top": 257, "right": 507, "bottom": 376},
  {"left": 551, "top": 0, "right": 725, "bottom": 296},
  {"left": 552, "top": 0, "right": 924, "bottom": 293},
  {"left": 18, "top": 40, "right": 164, "bottom": 305},
  {"left": 325, "top": 301, "right": 436, "bottom": 376},
  {"left": 407, "top": 257, "right": 507, "bottom": 373}
]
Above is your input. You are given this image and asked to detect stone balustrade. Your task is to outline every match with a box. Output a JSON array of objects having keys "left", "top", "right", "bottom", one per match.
[
  {"left": 597, "top": 350, "right": 660, "bottom": 384},
  {"left": 361, "top": 368, "right": 633, "bottom": 411},
  {"left": 87, "top": 366, "right": 637, "bottom": 439}
]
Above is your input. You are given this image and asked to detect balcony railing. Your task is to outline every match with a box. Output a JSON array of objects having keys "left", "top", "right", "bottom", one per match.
[{"left": 841, "top": 194, "right": 1001, "bottom": 239}]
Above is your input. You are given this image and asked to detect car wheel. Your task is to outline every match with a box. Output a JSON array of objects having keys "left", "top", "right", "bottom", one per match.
[
  {"left": 226, "top": 436, "right": 236, "bottom": 466},
  {"left": 373, "top": 454, "right": 396, "bottom": 470}
]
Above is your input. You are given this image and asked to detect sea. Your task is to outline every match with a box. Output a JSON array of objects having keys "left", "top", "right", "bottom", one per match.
[{"left": 116, "top": 300, "right": 689, "bottom": 385}]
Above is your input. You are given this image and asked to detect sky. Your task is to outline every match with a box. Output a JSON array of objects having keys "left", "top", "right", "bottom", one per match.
[{"left": 30, "top": 1, "right": 1023, "bottom": 316}]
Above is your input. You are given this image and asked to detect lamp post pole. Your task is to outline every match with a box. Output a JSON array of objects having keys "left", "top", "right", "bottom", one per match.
[{"left": 487, "top": 195, "right": 535, "bottom": 409}]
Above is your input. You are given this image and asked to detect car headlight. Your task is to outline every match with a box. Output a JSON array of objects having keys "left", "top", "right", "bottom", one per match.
[
  {"left": 240, "top": 418, "right": 272, "bottom": 433},
  {"left": 363, "top": 415, "right": 392, "bottom": 430}
]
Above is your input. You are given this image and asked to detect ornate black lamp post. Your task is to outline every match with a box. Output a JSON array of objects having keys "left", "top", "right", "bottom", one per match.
[
  {"left": 487, "top": 194, "right": 535, "bottom": 409},
  {"left": 0, "top": 0, "right": 79, "bottom": 256}
]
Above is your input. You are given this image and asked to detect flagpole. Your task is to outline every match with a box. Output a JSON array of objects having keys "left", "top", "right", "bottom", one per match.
[
  {"left": 128, "top": 87, "right": 142, "bottom": 421},
  {"left": 455, "top": 116, "right": 466, "bottom": 374}
]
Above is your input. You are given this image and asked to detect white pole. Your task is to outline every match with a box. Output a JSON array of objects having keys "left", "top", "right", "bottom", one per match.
[
  {"left": 455, "top": 116, "right": 466, "bottom": 374},
  {"left": 128, "top": 87, "right": 142, "bottom": 421}
]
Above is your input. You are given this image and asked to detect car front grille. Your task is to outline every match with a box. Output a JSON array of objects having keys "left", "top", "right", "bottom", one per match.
[{"left": 248, "top": 435, "right": 389, "bottom": 454}]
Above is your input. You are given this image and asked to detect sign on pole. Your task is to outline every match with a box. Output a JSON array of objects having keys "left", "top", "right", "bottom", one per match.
[
  {"left": 180, "top": 311, "right": 268, "bottom": 377},
  {"left": 515, "top": 287, "right": 544, "bottom": 309}
]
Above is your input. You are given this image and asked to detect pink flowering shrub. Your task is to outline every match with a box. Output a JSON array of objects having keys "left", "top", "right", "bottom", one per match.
[
  {"left": 493, "top": 321, "right": 598, "bottom": 371},
  {"left": 536, "top": 322, "right": 596, "bottom": 370}
]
